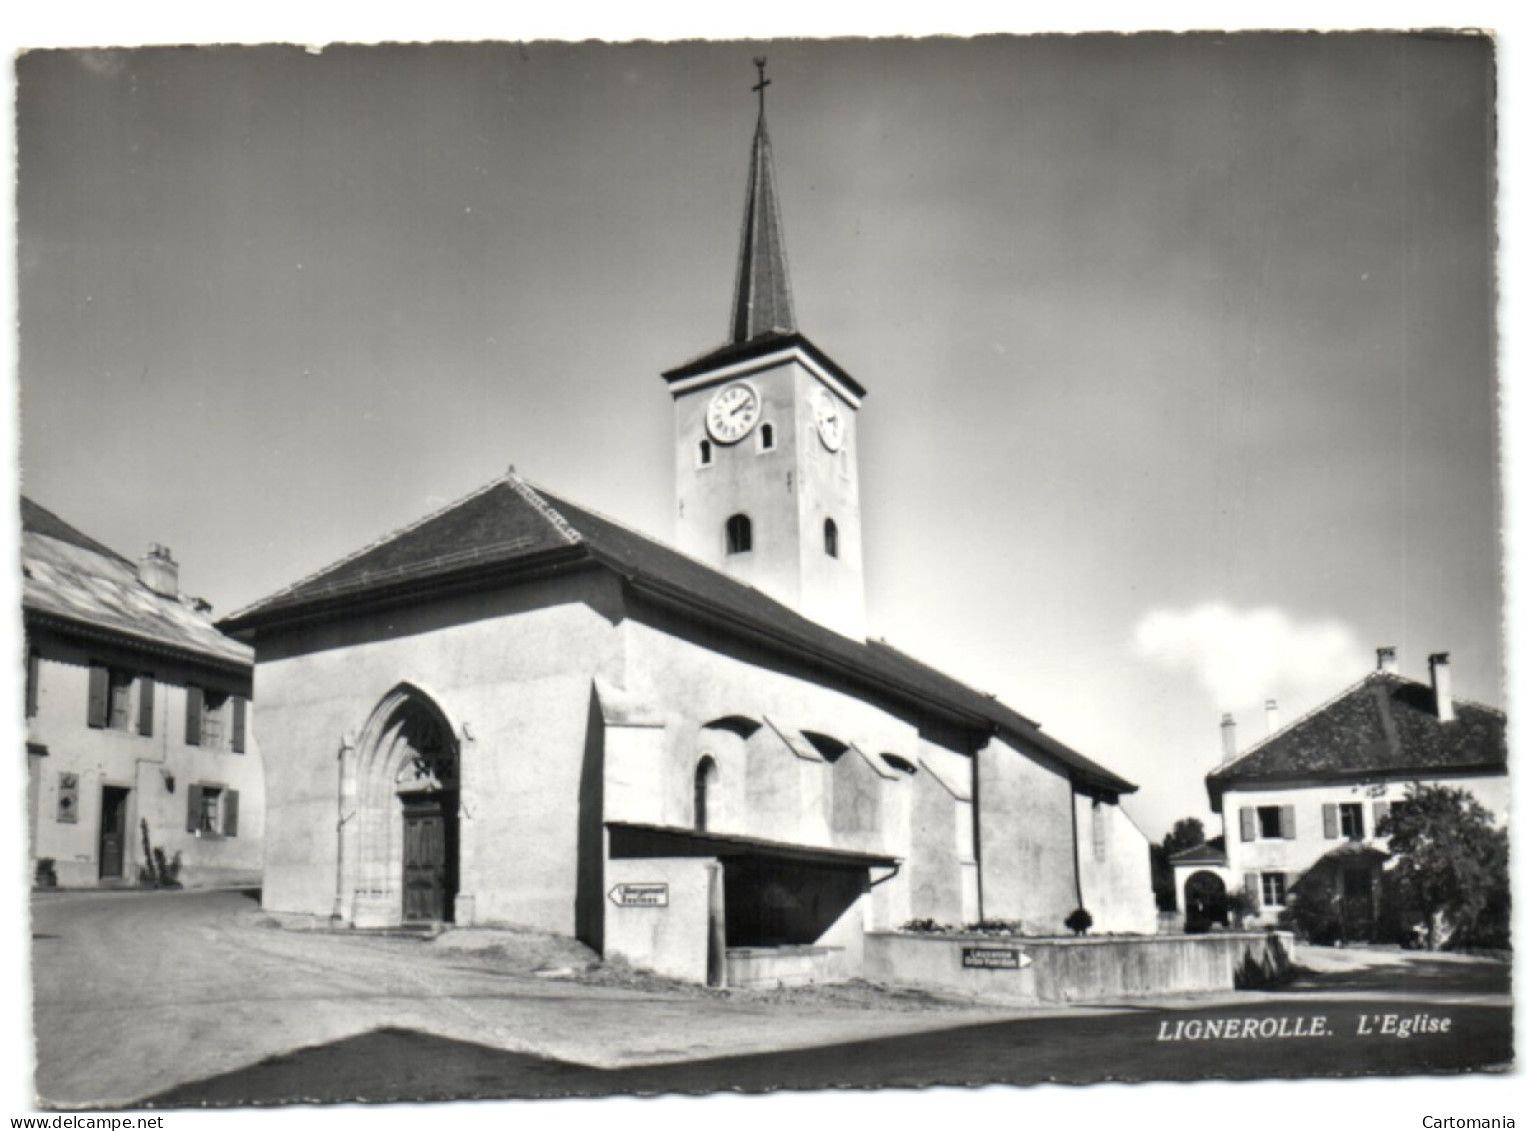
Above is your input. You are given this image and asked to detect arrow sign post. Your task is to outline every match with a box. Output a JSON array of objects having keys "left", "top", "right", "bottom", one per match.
[{"left": 608, "top": 882, "right": 669, "bottom": 908}]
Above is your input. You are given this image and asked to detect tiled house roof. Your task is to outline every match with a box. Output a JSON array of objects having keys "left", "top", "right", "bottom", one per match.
[
  {"left": 1168, "top": 842, "right": 1228, "bottom": 867},
  {"left": 1206, "top": 671, "right": 1505, "bottom": 810},
  {"left": 223, "top": 473, "right": 1135, "bottom": 795},
  {"left": 21, "top": 496, "right": 252, "bottom": 673}
]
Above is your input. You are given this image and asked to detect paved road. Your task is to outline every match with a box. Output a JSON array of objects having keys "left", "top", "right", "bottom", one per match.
[
  {"left": 29, "top": 889, "right": 1512, "bottom": 1108},
  {"left": 143, "top": 998, "right": 1511, "bottom": 1104}
]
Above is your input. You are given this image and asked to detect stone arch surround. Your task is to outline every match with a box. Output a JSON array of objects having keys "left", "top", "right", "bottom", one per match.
[{"left": 342, "top": 683, "right": 462, "bottom": 929}]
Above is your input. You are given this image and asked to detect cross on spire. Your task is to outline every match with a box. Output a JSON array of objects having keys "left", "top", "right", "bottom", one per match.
[
  {"left": 752, "top": 56, "right": 771, "bottom": 115},
  {"left": 730, "top": 58, "right": 795, "bottom": 343}
]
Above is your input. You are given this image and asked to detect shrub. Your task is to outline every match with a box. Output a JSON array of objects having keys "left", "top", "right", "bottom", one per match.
[
  {"left": 1279, "top": 874, "right": 1342, "bottom": 945},
  {"left": 900, "top": 918, "right": 951, "bottom": 934},
  {"left": 34, "top": 858, "right": 57, "bottom": 888},
  {"left": 1064, "top": 907, "right": 1093, "bottom": 936},
  {"left": 967, "top": 918, "right": 1024, "bottom": 936}
]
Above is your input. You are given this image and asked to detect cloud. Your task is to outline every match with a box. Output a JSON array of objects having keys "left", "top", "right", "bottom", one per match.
[{"left": 1134, "top": 602, "right": 1366, "bottom": 709}]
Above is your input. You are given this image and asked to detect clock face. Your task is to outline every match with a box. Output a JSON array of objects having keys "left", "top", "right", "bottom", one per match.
[
  {"left": 813, "top": 388, "right": 845, "bottom": 451},
  {"left": 706, "top": 383, "right": 762, "bottom": 444}
]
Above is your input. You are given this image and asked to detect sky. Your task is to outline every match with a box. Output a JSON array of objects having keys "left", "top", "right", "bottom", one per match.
[
  {"left": 14, "top": 33, "right": 1502, "bottom": 840},
  {"left": 4, "top": 4, "right": 1522, "bottom": 1128}
]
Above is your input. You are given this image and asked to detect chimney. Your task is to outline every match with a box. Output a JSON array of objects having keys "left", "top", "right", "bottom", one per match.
[
  {"left": 1376, "top": 646, "right": 1398, "bottom": 674},
  {"left": 138, "top": 543, "right": 180, "bottom": 598},
  {"left": 1265, "top": 698, "right": 1280, "bottom": 735},
  {"left": 1429, "top": 652, "right": 1455, "bottom": 723},
  {"left": 1220, "top": 712, "right": 1237, "bottom": 762}
]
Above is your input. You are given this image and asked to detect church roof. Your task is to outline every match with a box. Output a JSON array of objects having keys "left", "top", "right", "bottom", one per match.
[
  {"left": 222, "top": 474, "right": 1136, "bottom": 795},
  {"left": 729, "top": 102, "right": 795, "bottom": 345},
  {"left": 1206, "top": 670, "right": 1506, "bottom": 811},
  {"left": 22, "top": 496, "right": 253, "bottom": 674}
]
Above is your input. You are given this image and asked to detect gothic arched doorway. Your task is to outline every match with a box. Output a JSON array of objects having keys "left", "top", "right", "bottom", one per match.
[
  {"left": 1184, "top": 870, "right": 1228, "bottom": 933},
  {"left": 350, "top": 685, "right": 461, "bottom": 926}
]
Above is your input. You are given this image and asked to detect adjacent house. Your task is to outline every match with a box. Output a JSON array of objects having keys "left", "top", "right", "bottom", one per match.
[
  {"left": 219, "top": 75, "right": 1156, "bottom": 988},
  {"left": 23, "top": 497, "right": 263, "bottom": 889},
  {"left": 1172, "top": 647, "right": 1507, "bottom": 937}
]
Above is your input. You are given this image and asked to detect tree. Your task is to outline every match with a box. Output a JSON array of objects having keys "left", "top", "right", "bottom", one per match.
[
  {"left": 1377, "top": 784, "right": 1509, "bottom": 950},
  {"left": 1153, "top": 817, "right": 1210, "bottom": 912},
  {"left": 1162, "top": 817, "right": 1206, "bottom": 858}
]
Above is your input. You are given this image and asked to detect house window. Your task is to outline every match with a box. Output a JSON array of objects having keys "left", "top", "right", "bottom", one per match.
[
  {"left": 824, "top": 518, "right": 839, "bottom": 559},
  {"left": 694, "top": 756, "right": 718, "bottom": 832},
  {"left": 201, "top": 691, "right": 228, "bottom": 749},
  {"left": 725, "top": 514, "right": 752, "bottom": 555},
  {"left": 1339, "top": 803, "right": 1365, "bottom": 839},
  {"left": 187, "top": 783, "right": 240, "bottom": 838},
  {"left": 187, "top": 688, "right": 248, "bottom": 753},
  {"left": 108, "top": 670, "right": 133, "bottom": 729},
  {"left": 758, "top": 422, "right": 775, "bottom": 451},
  {"left": 199, "top": 786, "right": 223, "bottom": 834},
  {"left": 1257, "top": 806, "right": 1284, "bottom": 839},
  {"left": 26, "top": 649, "right": 40, "bottom": 718},
  {"left": 1260, "top": 872, "right": 1288, "bottom": 907},
  {"left": 1378, "top": 800, "right": 1408, "bottom": 834},
  {"left": 697, "top": 439, "right": 713, "bottom": 467},
  {"left": 88, "top": 664, "right": 142, "bottom": 732}
]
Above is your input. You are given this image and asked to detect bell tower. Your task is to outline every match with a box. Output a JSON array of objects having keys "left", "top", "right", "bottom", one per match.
[{"left": 663, "top": 60, "right": 868, "bottom": 640}]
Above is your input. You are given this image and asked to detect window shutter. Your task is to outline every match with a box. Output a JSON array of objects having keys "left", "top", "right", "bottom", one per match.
[
  {"left": 231, "top": 697, "right": 247, "bottom": 754},
  {"left": 1373, "top": 801, "right": 1390, "bottom": 832},
  {"left": 26, "top": 649, "right": 40, "bottom": 718},
  {"left": 187, "top": 784, "right": 203, "bottom": 832},
  {"left": 223, "top": 790, "right": 239, "bottom": 838},
  {"left": 1281, "top": 805, "right": 1296, "bottom": 840},
  {"left": 138, "top": 674, "right": 155, "bottom": 737},
  {"left": 1239, "top": 808, "right": 1256, "bottom": 842},
  {"left": 1323, "top": 803, "right": 1338, "bottom": 839},
  {"left": 1245, "top": 871, "right": 1260, "bottom": 903},
  {"left": 185, "top": 685, "right": 203, "bottom": 746},
  {"left": 87, "top": 664, "right": 109, "bottom": 728}
]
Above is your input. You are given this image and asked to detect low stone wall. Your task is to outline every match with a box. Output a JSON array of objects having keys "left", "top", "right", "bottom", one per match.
[
  {"left": 726, "top": 945, "right": 852, "bottom": 988},
  {"left": 865, "top": 930, "right": 1295, "bottom": 1003}
]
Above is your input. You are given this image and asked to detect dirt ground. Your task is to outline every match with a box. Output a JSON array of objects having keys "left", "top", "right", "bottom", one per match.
[
  {"left": 29, "top": 888, "right": 1054, "bottom": 1107},
  {"left": 30, "top": 888, "right": 1511, "bottom": 1108}
]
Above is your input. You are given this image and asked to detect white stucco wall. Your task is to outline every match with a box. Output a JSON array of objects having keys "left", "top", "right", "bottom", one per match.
[
  {"left": 975, "top": 735, "right": 1079, "bottom": 932},
  {"left": 604, "top": 855, "right": 717, "bottom": 984},
  {"left": 252, "top": 573, "right": 626, "bottom": 931},
  {"left": 1218, "top": 771, "right": 1509, "bottom": 924},
  {"left": 27, "top": 641, "right": 264, "bottom": 888},
  {"left": 1073, "top": 795, "right": 1157, "bottom": 934}
]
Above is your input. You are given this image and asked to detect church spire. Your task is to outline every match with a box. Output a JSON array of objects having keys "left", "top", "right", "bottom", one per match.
[{"left": 729, "top": 58, "right": 796, "bottom": 344}]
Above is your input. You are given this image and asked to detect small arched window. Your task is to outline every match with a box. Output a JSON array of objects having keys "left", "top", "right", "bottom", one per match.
[
  {"left": 725, "top": 513, "right": 752, "bottom": 555},
  {"left": 758, "top": 422, "right": 775, "bottom": 451},
  {"left": 694, "top": 756, "right": 718, "bottom": 832},
  {"left": 698, "top": 439, "right": 713, "bottom": 467},
  {"left": 824, "top": 518, "right": 839, "bottom": 559}
]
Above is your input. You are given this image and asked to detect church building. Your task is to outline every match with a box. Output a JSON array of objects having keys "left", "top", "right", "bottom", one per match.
[{"left": 222, "top": 70, "right": 1154, "bottom": 986}]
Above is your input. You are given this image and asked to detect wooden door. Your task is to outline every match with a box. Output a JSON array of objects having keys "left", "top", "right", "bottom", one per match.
[
  {"left": 98, "top": 786, "right": 129, "bottom": 879},
  {"left": 401, "top": 793, "right": 457, "bottom": 923}
]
